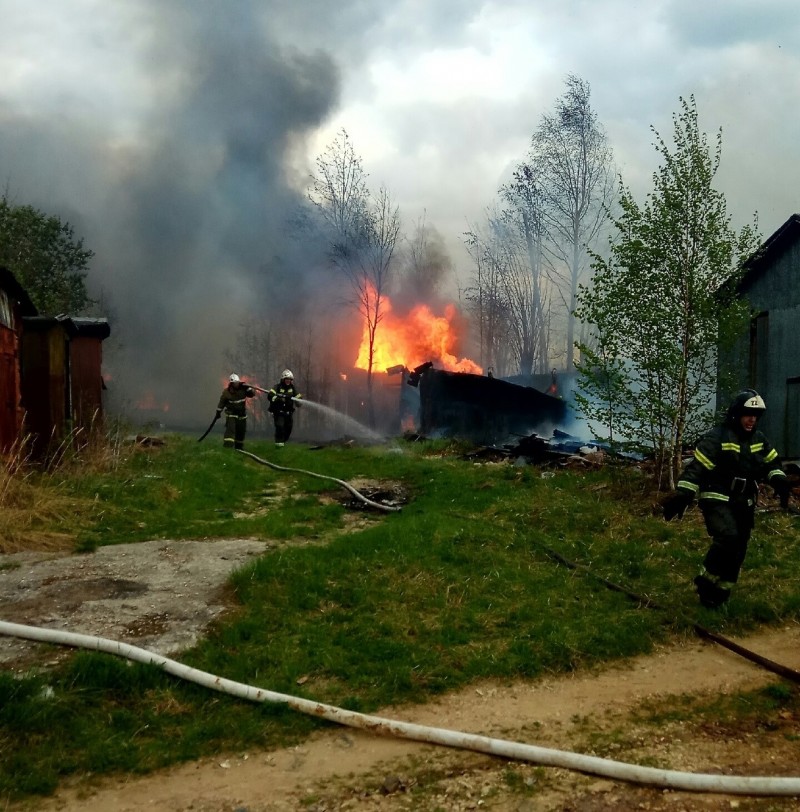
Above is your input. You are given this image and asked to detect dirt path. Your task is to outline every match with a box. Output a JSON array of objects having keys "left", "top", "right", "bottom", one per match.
[
  {"left": 3, "top": 541, "right": 800, "bottom": 811},
  {"left": 20, "top": 625, "right": 800, "bottom": 812}
]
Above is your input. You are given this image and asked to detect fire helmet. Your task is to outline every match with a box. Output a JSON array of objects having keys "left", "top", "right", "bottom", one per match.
[
  {"left": 229, "top": 373, "right": 240, "bottom": 383},
  {"left": 281, "top": 369, "right": 294, "bottom": 380},
  {"left": 726, "top": 389, "right": 766, "bottom": 424}
]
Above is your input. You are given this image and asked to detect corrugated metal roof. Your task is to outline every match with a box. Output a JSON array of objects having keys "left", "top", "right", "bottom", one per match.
[{"left": 22, "top": 314, "right": 111, "bottom": 339}]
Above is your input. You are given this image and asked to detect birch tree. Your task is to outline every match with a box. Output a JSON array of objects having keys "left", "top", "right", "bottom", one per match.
[
  {"left": 463, "top": 76, "right": 612, "bottom": 374},
  {"left": 532, "top": 75, "right": 614, "bottom": 368},
  {"left": 574, "top": 96, "right": 759, "bottom": 488}
]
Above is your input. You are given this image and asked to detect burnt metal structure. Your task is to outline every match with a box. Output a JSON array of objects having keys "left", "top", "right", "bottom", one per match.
[{"left": 418, "top": 368, "right": 568, "bottom": 445}]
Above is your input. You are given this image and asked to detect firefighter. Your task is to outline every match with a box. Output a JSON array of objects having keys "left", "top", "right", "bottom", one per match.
[
  {"left": 216, "top": 374, "right": 256, "bottom": 450},
  {"left": 267, "top": 369, "right": 302, "bottom": 447},
  {"left": 663, "top": 390, "right": 791, "bottom": 608}
]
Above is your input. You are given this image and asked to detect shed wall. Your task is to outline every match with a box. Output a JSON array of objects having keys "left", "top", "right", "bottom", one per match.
[
  {"left": 20, "top": 326, "right": 68, "bottom": 455},
  {"left": 0, "top": 324, "right": 21, "bottom": 451},
  {"left": 737, "top": 234, "right": 800, "bottom": 456},
  {"left": 69, "top": 336, "right": 104, "bottom": 430}
]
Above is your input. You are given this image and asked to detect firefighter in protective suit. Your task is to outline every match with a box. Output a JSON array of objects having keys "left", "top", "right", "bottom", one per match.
[
  {"left": 267, "top": 369, "right": 302, "bottom": 447},
  {"left": 216, "top": 374, "right": 256, "bottom": 450},
  {"left": 663, "top": 390, "right": 791, "bottom": 608}
]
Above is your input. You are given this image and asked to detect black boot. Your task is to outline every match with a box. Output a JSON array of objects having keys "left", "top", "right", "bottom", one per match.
[{"left": 694, "top": 574, "right": 730, "bottom": 608}]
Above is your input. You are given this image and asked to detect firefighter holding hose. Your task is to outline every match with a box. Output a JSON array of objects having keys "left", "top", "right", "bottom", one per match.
[
  {"left": 663, "top": 390, "right": 791, "bottom": 608},
  {"left": 216, "top": 374, "right": 256, "bottom": 450},
  {"left": 268, "top": 369, "right": 302, "bottom": 447}
]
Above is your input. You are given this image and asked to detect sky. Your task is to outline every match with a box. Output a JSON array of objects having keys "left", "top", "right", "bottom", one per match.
[{"left": 1, "top": 0, "right": 798, "bottom": 424}]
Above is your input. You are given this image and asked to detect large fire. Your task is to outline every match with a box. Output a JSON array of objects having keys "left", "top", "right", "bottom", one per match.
[{"left": 355, "top": 292, "right": 482, "bottom": 374}]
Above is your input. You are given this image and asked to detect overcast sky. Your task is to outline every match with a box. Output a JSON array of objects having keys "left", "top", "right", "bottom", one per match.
[{"left": 1, "top": 0, "right": 798, "bottom": 420}]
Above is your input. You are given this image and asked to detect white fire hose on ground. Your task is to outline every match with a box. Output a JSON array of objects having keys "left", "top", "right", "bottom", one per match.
[
  {"left": 1, "top": 620, "right": 799, "bottom": 797},
  {"left": 236, "top": 449, "right": 401, "bottom": 512}
]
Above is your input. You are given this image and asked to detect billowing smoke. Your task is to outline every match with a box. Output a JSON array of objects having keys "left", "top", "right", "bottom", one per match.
[{"left": 0, "top": 1, "right": 346, "bottom": 425}]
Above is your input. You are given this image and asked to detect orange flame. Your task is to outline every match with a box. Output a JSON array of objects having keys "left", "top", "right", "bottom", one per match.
[
  {"left": 355, "top": 290, "right": 482, "bottom": 374},
  {"left": 135, "top": 391, "right": 170, "bottom": 412}
]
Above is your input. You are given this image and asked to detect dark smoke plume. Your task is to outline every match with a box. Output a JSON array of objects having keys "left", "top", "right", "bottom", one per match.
[{"left": 0, "top": 1, "right": 343, "bottom": 425}]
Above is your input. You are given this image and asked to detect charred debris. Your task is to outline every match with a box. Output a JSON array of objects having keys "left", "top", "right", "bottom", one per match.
[
  {"left": 404, "top": 365, "right": 637, "bottom": 468},
  {"left": 460, "top": 429, "right": 629, "bottom": 468}
]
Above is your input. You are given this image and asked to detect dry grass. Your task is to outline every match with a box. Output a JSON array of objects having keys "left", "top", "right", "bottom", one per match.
[
  {"left": 0, "top": 421, "right": 126, "bottom": 554},
  {"left": 44, "top": 413, "right": 129, "bottom": 475},
  {"left": 0, "top": 469, "right": 87, "bottom": 554}
]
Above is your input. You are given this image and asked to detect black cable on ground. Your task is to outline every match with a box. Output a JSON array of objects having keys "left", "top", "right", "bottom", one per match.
[
  {"left": 235, "top": 453, "right": 797, "bottom": 682},
  {"left": 528, "top": 538, "right": 800, "bottom": 685}
]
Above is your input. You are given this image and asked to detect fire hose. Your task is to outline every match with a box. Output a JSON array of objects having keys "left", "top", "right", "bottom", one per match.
[
  {"left": 525, "top": 538, "right": 800, "bottom": 685},
  {"left": 197, "top": 384, "right": 272, "bottom": 443},
  {"left": 236, "top": 449, "right": 401, "bottom": 513},
  {"left": 233, "top": 455, "right": 799, "bottom": 679},
  {"left": 197, "top": 383, "right": 298, "bottom": 443},
  {"left": 1, "top": 619, "right": 799, "bottom": 796}
]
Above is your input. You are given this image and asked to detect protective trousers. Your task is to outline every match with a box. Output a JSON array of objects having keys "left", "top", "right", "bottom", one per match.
[
  {"left": 224, "top": 414, "right": 247, "bottom": 450},
  {"left": 695, "top": 500, "right": 755, "bottom": 606},
  {"left": 273, "top": 413, "right": 293, "bottom": 444}
]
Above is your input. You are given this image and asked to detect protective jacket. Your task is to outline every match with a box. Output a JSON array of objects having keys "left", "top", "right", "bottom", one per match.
[
  {"left": 676, "top": 424, "right": 785, "bottom": 505},
  {"left": 667, "top": 390, "right": 789, "bottom": 608},
  {"left": 217, "top": 384, "right": 255, "bottom": 417},
  {"left": 268, "top": 382, "right": 301, "bottom": 414}
]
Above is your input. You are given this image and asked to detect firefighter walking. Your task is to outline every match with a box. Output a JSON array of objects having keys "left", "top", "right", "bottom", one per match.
[
  {"left": 268, "top": 369, "right": 302, "bottom": 447},
  {"left": 663, "top": 390, "right": 791, "bottom": 608},
  {"left": 216, "top": 374, "right": 256, "bottom": 450}
]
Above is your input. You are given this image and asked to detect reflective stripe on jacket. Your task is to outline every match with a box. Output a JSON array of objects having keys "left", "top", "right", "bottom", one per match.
[
  {"left": 217, "top": 385, "right": 255, "bottom": 417},
  {"left": 677, "top": 424, "right": 786, "bottom": 504},
  {"left": 268, "top": 382, "right": 302, "bottom": 414}
]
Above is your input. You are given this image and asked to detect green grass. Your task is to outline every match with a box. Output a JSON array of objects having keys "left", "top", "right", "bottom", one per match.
[{"left": 3, "top": 435, "right": 800, "bottom": 803}]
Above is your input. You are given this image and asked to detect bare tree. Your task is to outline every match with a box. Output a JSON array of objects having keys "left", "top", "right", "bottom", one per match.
[
  {"left": 501, "top": 164, "right": 553, "bottom": 373},
  {"left": 351, "top": 185, "right": 401, "bottom": 426},
  {"left": 464, "top": 211, "right": 547, "bottom": 377},
  {"left": 308, "top": 128, "right": 371, "bottom": 255},
  {"left": 307, "top": 131, "right": 401, "bottom": 426},
  {"left": 463, "top": 230, "right": 501, "bottom": 375},
  {"left": 531, "top": 75, "right": 614, "bottom": 368},
  {"left": 463, "top": 76, "right": 612, "bottom": 374}
]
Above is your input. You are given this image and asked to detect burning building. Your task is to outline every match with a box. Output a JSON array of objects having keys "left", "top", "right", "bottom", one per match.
[{"left": 347, "top": 288, "right": 568, "bottom": 443}]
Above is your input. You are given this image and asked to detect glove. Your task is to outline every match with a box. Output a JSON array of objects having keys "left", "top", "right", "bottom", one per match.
[
  {"left": 663, "top": 490, "right": 693, "bottom": 521},
  {"left": 773, "top": 477, "right": 791, "bottom": 510},
  {"left": 215, "top": 410, "right": 222, "bottom": 419}
]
